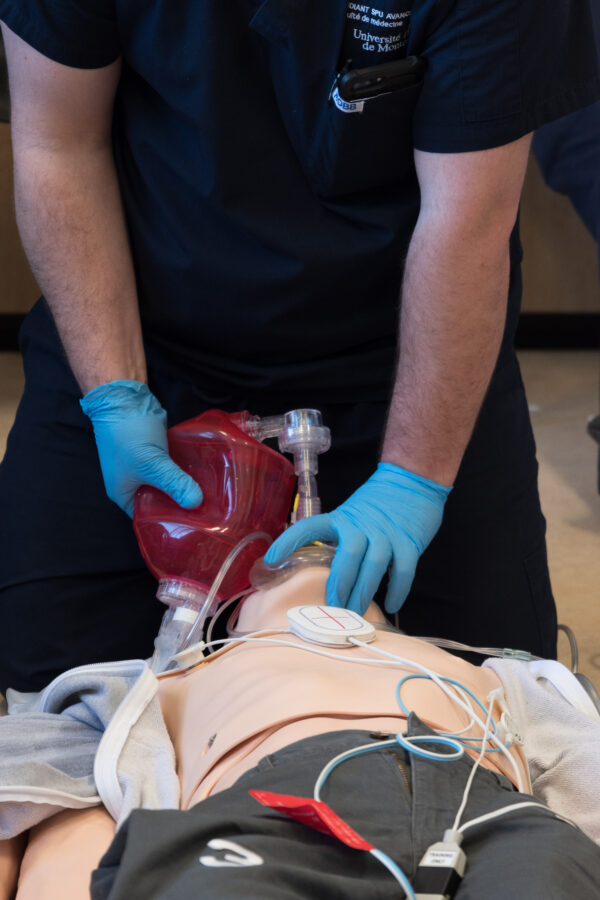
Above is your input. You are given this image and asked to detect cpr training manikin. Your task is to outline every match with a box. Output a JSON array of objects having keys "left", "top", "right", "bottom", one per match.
[{"left": 1, "top": 408, "right": 600, "bottom": 899}]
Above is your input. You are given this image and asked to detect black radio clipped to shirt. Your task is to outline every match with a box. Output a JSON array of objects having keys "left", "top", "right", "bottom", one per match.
[
  {"left": 336, "top": 55, "right": 425, "bottom": 102},
  {"left": 251, "top": 0, "right": 425, "bottom": 197}
]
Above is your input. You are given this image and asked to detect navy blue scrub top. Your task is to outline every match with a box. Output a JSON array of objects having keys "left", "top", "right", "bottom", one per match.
[{"left": 1, "top": 0, "right": 599, "bottom": 400}]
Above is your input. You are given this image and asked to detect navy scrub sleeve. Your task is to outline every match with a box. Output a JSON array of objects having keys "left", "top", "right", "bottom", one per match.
[
  {"left": 0, "top": 0, "right": 120, "bottom": 68},
  {"left": 410, "top": 0, "right": 600, "bottom": 153}
]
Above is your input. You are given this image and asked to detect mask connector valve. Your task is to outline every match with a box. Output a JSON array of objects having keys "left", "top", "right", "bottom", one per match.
[
  {"left": 243, "top": 408, "right": 331, "bottom": 522},
  {"left": 277, "top": 409, "right": 331, "bottom": 521}
]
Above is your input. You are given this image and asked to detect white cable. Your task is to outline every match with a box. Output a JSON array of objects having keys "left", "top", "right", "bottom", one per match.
[
  {"left": 348, "top": 638, "right": 525, "bottom": 793},
  {"left": 369, "top": 848, "right": 417, "bottom": 900},
  {"left": 202, "top": 635, "right": 430, "bottom": 667},
  {"left": 184, "top": 531, "right": 272, "bottom": 648},
  {"left": 205, "top": 589, "right": 252, "bottom": 650},
  {"left": 200, "top": 632, "right": 523, "bottom": 791},
  {"left": 202, "top": 634, "right": 487, "bottom": 747},
  {"left": 313, "top": 738, "right": 397, "bottom": 802},
  {"left": 353, "top": 638, "right": 492, "bottom": 740},
  {"left": 202, "top": 634, "right": 495, "bottom": 703},
  {"left": 452, "top": 697, "right": 495, "bottom": 832},
  {"left": 423, "top": 683, "right": 501, "bottom": 744},
  {"left": 459, "top": 801, "right": 576, "bottom": 835},
  {"left": 430, "top": 683, "right": 481, "bottom": 739},
  {"left": 312, "top": 739, "right": 418, "bottom": 898},
  {"left": 349, "top": 637, "right": 480, "bottom": 724},
  {"left": 198, "top": 630, "right": 291, "bottom": 663},
  {"left": 355, "top": 638, "right": 525, "bottom": 792},
  {"left": 413, "top": 636, "right": 541, "bottom": 661}
]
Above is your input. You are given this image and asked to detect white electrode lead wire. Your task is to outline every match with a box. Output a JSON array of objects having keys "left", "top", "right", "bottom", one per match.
[
  {"left": 200, "top": 635, "right": 504, "bottom": 773},
  {"left": 205, "top": 588, "right": 253, "bottom": 650},
  {"left": 348, "top": 637, "right": 524, "bottom": 792},
  {"left": 459, "top": 801, "right": 576, "bottom": 835},
  {"left": 451, "top": 696, "right": 495, "bottom": 831}
]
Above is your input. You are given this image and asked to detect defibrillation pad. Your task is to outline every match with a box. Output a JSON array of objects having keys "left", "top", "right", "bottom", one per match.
[{"left": 287, "top": 606, "right": 376, "bottom": 647}]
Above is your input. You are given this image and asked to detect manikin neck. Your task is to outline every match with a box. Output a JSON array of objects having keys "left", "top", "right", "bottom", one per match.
[{"left": 235, "top": 567, "right": 388, "bottom": 634}]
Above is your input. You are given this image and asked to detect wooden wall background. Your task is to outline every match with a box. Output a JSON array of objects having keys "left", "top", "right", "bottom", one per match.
[
  {"left": 520, "top": 155, "right": 600, "bottom": 313},
  {"left": 0, "top": 122, "right": 39, "bottom": 314}
]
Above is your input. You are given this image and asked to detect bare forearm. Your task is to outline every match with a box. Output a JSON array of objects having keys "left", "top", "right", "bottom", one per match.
[
  {"left": 13, "top": 143, "right": 146, "bottom": 393},
  {"left": 381, "top": 221, "right": 510, "bottom": 485}
]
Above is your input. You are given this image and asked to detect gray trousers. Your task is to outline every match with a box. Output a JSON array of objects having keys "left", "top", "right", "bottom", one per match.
[{"left": 92, "top": 718, "right": 600, "bottom": 899}]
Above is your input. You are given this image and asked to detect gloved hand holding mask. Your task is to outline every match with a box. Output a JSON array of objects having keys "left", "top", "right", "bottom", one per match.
[
  {"left": 264, "top": 462, "right": 451, "bottom": 616},
  {"left": 80, "top": 380, "right": 203, "bottom": 518}
]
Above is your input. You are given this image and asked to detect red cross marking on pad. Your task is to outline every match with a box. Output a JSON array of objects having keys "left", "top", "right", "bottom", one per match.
[{"left": 309, "top": 607, "right": 357, "bottom": 629}]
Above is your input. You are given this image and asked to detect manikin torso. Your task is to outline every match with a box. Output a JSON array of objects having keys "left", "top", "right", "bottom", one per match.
[{"left": 157, "top": 567, "right": 529, "bottom": 805}]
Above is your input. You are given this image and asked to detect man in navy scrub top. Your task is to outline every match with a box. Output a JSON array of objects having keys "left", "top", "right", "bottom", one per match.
[{"left": 0, "top": 1, "right": 599, "bottom": 692}]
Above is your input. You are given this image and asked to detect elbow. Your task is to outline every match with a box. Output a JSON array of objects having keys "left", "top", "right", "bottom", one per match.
[{"left": 414, "top": 197, "right": 518, "bottom": 266}]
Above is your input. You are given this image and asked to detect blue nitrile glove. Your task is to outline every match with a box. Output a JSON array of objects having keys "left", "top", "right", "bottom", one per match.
[
  {"left": 80, "top": 380, "right": 203, "bottom": 518},
  {"left": 264, "top": 462, "right": 452, "bottom": 616}
]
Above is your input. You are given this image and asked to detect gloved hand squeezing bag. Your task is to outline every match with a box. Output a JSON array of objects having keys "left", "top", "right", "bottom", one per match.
[{"left": 80, "top": 380, "right": 204, "bottom": 518}]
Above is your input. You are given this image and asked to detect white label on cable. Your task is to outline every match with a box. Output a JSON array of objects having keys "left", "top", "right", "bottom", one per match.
[
  {"left": 423, "top": 849, "right": 460, "bottom": 867},
  {"left": 332, "top": 87, "right": 365, "bottom": 114},
  {"left": 173, "top": 607, "right": 200, "bottom": 625}
]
